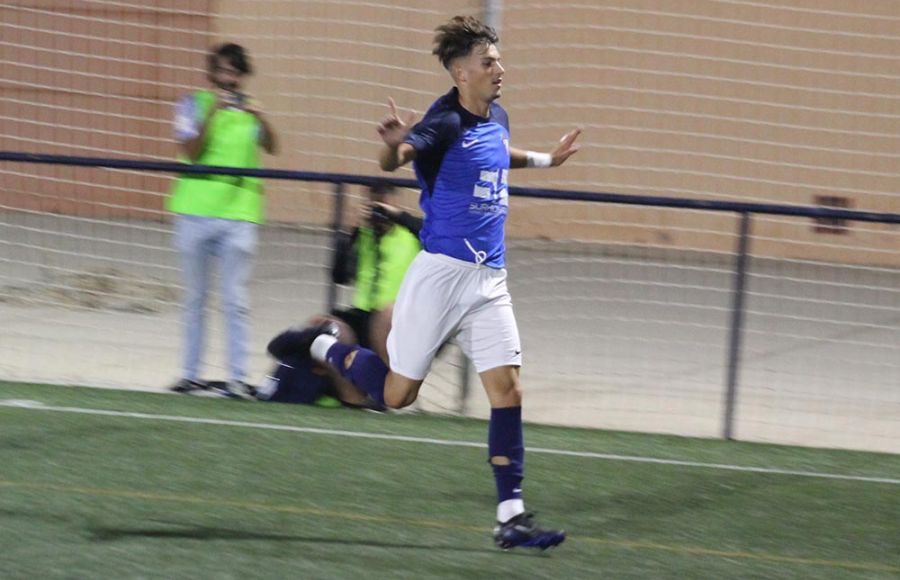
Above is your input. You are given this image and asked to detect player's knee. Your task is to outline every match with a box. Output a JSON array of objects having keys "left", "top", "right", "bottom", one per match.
[
  {"left": 501, "top": 385, "right": 522, "bottom": 407},
  {"left": 383, "top": 388, "right": 414, "bottom": 409},
  {"left": 483, "top": 369, "right": 522, "bottom": 407},
  {"left": 383, "top": 374, "right": 422, "bottom": 409},
  {"left": 383, "top": 391, "right": 405, "bottom": 409}
]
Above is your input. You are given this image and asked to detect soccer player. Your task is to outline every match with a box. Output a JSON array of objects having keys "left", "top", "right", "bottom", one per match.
[{"left": 285, "top": 15, "right": 581, "bottom": 549}]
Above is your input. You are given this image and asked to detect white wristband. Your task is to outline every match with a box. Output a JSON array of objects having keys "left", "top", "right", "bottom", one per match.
[{"left": 526, "top": 151, "right": 552, "bottom": 168}]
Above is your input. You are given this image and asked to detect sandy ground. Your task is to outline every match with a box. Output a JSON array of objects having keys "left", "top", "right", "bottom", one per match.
[{"left": 2, "top": 212, "right": 897, "bottom": 453}]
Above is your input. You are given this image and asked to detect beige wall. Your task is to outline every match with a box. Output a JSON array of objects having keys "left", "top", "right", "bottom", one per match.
[
  {"left": 2, "top": 1, "right": 897, "bottom": 264},
  {"left": 0, "top": 1, "right": 212, "bottom": 218}
]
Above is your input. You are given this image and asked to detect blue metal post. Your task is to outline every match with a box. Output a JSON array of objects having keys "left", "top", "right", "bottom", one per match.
[
  {"left": 723, "top": 212, "right": 752, "bottom": 440},
  {"left": 327, "top": 182, "right": 346, "bottom": 312}
]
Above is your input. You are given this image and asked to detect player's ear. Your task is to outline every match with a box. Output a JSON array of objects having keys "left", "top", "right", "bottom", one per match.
[{"left": 451, "top": 60, "right": 466, "bottom": 84}]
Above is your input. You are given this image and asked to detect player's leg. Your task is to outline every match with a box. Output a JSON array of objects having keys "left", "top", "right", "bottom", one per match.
[
  {"left": 307, "top": 330, "right": 391, "bottom": 407},
  {"left": 461, "top": 270, "right": 565, "bottom": 550},
  {"left": 382, "top": 372, "right": 423, "bottom": 409},
  {"left": 480, "top": 364, "right": 524, "bottom": 520},
  {"left": 307, "top": 252, "right": 461, "bottom": 408},
  {"left": 312, "top": 315, "right": 387, "bottom": 409},
  {"left": 379, "top": 252, "right": 468, "bottom": 407},
  {"left": 303, "top": 318, "right": 426, "bottom": 409},
  {"left": 268, "top": 319, "right": 393, "bottom": 407},
  {"left": 264, "top": 316, "right": 370, "bottom": 407},
  {"left": 328, "top": 371, "right": 377, "bottom": 408},
  {"left": 479, "top": 365, "right": 562, "bottom": 550},
  {"left": 368, "top": 304, "right": 393, "bottom": 363},
  {"left": 173, "top": 215, "right": 214, "bottom": 385}
]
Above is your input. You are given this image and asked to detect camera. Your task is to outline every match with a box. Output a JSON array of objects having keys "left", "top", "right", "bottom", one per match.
[{"left": 370, "top": 204, "right": 391, "bottom": 228}]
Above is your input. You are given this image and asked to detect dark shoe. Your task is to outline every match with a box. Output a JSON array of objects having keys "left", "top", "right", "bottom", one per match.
[
  {"left": 493, "top": 513, "right": 566, "bottom": 550},
  {"left": 220, "top": 380, "right": 256, "bottom": 401},
  {"left": 267, "top": 321, "right": 340, "bottom": 360},
  {"left": 169, "top": 378, "right": 207, "bottom": 394}
]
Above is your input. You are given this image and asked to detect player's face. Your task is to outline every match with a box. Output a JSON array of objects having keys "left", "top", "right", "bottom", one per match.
[
  {"left": 209, "top": 56, "right": 243, "bottom": 92},
  {"left": 461, "top": 43, "right": 504, "bottom": 103}
]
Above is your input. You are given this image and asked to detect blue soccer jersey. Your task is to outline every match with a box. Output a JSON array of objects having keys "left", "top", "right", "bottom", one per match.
[{"left": 404, "top": 88, "right": 511, "bottom": 268}]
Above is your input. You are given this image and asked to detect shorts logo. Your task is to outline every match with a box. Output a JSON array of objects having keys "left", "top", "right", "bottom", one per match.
[{"left": 462, "top": 139, "right": 479, "bottom": 148}]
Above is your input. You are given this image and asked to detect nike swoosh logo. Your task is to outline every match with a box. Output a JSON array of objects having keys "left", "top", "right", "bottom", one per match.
[{"left": 462, "top": 139, "right": 479, "bottom": 148}]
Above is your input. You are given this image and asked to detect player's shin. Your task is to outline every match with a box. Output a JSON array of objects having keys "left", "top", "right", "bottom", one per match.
[
  {"left": 311, "top": 335, "right": 387, "bottom": 406},
  {"left": 488, "top": 406, "right": 525, "bottom": 523}
]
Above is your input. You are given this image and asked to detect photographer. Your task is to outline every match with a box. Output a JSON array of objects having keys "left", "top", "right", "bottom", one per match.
[
  {"left": 167, "top": 43, "right": 279, "bottom": 399},
  {"left": 330, "top": 183, "right": 421, "bottom": 361}
]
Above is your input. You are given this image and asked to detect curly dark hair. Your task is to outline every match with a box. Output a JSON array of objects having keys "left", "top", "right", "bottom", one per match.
[
  {"left": 207, "top": 43, "right": 253, "bottom": 75},
  {"left": 432, "top": 16, "right": 499, "bottom": 70}
]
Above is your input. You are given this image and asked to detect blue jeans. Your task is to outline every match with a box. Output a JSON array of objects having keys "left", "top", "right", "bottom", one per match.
[{"left": 174, "top": 214, "right": 258, "bottom": 382}]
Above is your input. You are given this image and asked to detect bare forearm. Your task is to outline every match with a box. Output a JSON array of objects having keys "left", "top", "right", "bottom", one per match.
[
  {"left": 180, "top": 109, "right": 217, "bottom": 161},
  {"left": 256, "top": 113, "right": 279, "bottom": 155},
  {"left": 509, "top": 147, "right": 529, "bottom": 169},
  {"left": 379, "top": 145, "right": 402, "bottom": 172},
  {"left": 181, "top": 131, "right": 209, "bottom": 161},
  {"left": 379, "top": 142, "right": 415, "bottom": 172}
]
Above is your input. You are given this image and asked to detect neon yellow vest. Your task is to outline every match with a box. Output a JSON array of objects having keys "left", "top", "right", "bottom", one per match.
[
  {"left": 167, "top": 91, "right": 265, "bottom": 223},
  {"left": 352, "top": 225, "right": 421, "bottom": 311}
]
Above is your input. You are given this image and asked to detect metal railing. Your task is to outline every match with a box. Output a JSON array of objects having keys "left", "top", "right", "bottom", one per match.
[{"left": 2, "top": 150, "right": 898, "bottom": 438}]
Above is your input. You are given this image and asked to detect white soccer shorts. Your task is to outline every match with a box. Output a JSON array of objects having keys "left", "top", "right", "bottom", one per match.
[{"left": 387, "top": 251, "right": 523, "bottom": 380}]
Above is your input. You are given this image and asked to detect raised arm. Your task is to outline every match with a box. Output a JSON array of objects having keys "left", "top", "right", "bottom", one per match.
[
  {"left": 377, "top": 98, "right": 418, "bottom": 172},
  {"left": 244, "top": 96, "right": 279, "bottom": 155},
  {"left": 177, "top": 92, "right": 224, "bottom": 162},
  {"left": 509, "top": 127, "right": 582, "bottom": 169}
]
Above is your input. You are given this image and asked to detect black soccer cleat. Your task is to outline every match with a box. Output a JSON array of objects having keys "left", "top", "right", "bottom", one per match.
[
  {"left": 169, "top": 378, "right": 207, "bottom": 394},
  {"left": 267, "top": 321, "right": 340, "bottom": 361},
  {"left": 493, "top": 513, "right": 566, "bottom": 551}
]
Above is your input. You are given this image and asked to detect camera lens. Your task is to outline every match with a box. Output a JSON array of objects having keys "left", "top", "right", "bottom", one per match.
[{"left": 370, "top": 206, "right": 389, "bottom": 226}]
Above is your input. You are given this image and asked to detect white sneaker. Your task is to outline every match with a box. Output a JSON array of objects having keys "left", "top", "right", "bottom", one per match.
[{"left": 221, "top": 380, "right": 256, "bottom": 401}]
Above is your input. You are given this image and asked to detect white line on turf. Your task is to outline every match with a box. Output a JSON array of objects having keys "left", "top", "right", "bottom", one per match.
[{"left": 1, "top": 399, "right": 897, "bottom": 485}]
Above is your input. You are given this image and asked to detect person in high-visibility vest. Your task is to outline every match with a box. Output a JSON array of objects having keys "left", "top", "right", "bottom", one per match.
[
  {"left": 250, "top": 183, "right": 420, "bottom": 410},
  {"left": 167, "top": 43, "right": 279, "bottom": 400},
  {"left": 330, "top": 182, "right": 422, "bottom": 362}
]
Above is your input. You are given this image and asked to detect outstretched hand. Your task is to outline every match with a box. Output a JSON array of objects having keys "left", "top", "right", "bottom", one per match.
[
  {"left": 377, "top": 98, "right": 417, "bottom": 148},
  {"left": 550, "top": 128, "right": 582, "bottom": 167}
]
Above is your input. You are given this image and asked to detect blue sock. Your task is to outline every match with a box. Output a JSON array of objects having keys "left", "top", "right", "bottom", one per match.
[
  {"left": 325, "top": 343, "right": 387, "bottom": 406},
  {"left": 488, "top": 406, "right": 524, "bottom": 503}
]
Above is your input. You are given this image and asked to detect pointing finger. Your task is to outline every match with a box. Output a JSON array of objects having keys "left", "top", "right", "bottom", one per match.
[{"left": 560, "top": 128, "right": 582, "bottom": 146}]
